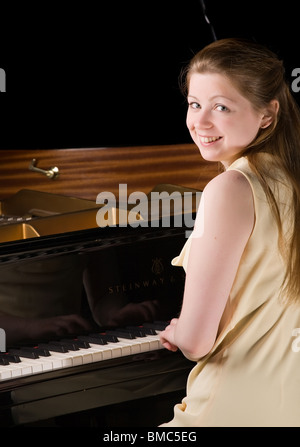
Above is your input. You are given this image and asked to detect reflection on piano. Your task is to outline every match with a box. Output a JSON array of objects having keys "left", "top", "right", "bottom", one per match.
[{"left": 0, "top": 144, "right": 219, "bottom": 427}]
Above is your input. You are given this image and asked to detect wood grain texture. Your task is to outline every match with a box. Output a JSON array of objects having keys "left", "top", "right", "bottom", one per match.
[{"left": 0, "top": 144, "right": 220, "bottom": 201}]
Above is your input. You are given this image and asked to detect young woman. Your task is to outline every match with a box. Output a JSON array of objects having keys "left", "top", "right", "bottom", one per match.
[{"left": 159, "top": 38, "right": 300, "bottom": 426}]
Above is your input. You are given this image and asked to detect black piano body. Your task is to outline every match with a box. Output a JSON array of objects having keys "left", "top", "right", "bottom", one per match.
[
  {"left": 0, "top": 189, "right": 199, "bottom": 427},
  {"left": 0, "top": 145, "right": 218, "bottom": 427}
]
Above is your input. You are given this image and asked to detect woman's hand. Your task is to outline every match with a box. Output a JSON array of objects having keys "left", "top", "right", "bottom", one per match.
[{"left": 159, "top": 318, "right": 179, "bottom": 352}]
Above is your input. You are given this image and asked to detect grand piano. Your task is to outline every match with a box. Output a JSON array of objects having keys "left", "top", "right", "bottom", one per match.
[{"left": 0, "top": 144, "right": 218, "bottom": 427}]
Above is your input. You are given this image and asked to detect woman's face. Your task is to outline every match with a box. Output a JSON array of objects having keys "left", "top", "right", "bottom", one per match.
[{"left": 186, "top": 72, "right": 266, "bottom": 167}]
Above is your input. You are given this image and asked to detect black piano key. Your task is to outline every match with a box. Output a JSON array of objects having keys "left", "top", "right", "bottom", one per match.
[
  {"left": 125, "top": 326, "right": 149, "bottom": 337},
  {"left": 38, "top": 343, "right": 68, "bottom": 353},
  {"left": 77, "top": 335, "right": 107, "bottom": 345},
  {"left": 100, "top": 333, "right": 119, "bottom": 343},
  {"left": 141, "top": 327, "right": 157, "bottom": 335},
  {"left": 89, "top": 332, "right": 119, "bottom": 343},
  {"left": 106, "top": 329, "right": 136, "bottom": 340},
  {"left": 9, "top": 348, "right": 39, "bottom": 359},
  {"left": 61, "top": 338, "right": 90, "bottom": 349},
  {"left": 0, "top": 353, "right": 21, "bottom": 363},
  {"left": 50, "top": 341, "right": 80, "bottom": 351},
  {"left": 143, "top": 321, "right": 169, "bottom": 331},
  {"left": 0, "top": 357, "right": 9, "bottom": 365},
  {"left": 23, "top": 346, "right": 51, "bottom": 357}
]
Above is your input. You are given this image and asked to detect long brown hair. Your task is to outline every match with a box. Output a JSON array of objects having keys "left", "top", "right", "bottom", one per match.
[{"left": 182, "top": 38, "right": 300, "bottom": 304}]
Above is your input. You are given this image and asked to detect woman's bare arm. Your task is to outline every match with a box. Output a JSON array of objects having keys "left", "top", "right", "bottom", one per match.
[{"left": 160, "top": 170, "right": 254, "bottom": 360}]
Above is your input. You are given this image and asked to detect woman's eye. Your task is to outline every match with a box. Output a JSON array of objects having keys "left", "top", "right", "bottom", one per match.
[
  {"left": 189, "top": 102, "right": 201, "bottom": 109},
  {"left": 215, "top": 104, "right": 229, "bottom": 112}
]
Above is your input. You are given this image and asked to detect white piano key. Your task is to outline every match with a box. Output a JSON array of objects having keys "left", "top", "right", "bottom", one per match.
[
  {"left": 65, "top": 352, "right": 83, "bottom": 366},
  {"left": 39, "top": 356, "right": 63, "bottom": 370},
  {"left": 88, "top": 343, "right": 115, "bottom": 360},
  {"left": 107, "top": 344, "right": 123, "bottom": 358},
  {"left": 0, "top": 362, "right": 29, "bottom": 379},
  {"left": 82, "top": 346, "right": 103, "bottom": 362},
  {"left": 74, "top": 349, "right": 93, "bottom": 364},
  {"left": 113, "top": 341, "right": 131, "bottom": 356},
  {"left": 28, "top": 357, "right": 53, "bottom": 372},
  {"left": 117, "top": 337, "right": 142, "bottom": 354},
  {"left": 17, "top": 357, "right": 44, "bottom": 374},
  {"left": 46, "top": 352, "right": 73, "bottom": 368},
  {"left": 19, "top": 364, "right": 33, "bottom": 376},
  {"left": 48, "top": 349, "right": 96, "bottom": 367},
  {"left": 6, "top": 363, "right": 24, "bottom": 378},
  {"left": 144, "top": 334, "right": 163, "bottom": 350},
  {"left": 0, "top": 366, "right": 12, "bottom": 380},
  {"left": 0, "top": 329, "right": 165, "bottom": 381},
  {"left": 117, "top": 334, "right": 162, "bottom": 354}
]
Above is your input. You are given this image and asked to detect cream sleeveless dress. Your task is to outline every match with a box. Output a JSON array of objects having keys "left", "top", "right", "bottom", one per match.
[{"left": 161, "top": 154, "right": 300, "bottom": 427}]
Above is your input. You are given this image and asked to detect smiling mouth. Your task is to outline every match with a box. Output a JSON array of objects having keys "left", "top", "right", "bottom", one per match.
[{"left": 200, "top": 136, "right": 222, "bottom": 144}]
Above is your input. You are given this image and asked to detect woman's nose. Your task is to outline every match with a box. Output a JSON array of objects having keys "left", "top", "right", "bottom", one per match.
[
  {"left": 194, "top": 110, "right": 213, "bottom": 129},
  {"left": 187, "top": 109, "right": 213, "bottom": 131}
]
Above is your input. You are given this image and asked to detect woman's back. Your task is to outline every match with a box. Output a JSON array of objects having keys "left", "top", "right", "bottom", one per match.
[{"left": 162, "top": 154, "right": 300, "bottom": 426}]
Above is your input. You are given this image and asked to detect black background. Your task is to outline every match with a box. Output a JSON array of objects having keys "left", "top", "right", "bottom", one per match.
[{"left": 0, "top": 0, "right": 299, "bottom": 149}]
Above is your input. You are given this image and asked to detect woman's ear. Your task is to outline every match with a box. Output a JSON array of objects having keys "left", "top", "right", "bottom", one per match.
[{"left": 260, "top": 99, "right": 279, "bottom": 129}]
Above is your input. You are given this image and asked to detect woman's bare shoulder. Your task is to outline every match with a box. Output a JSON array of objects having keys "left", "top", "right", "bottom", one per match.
[
  {"left": 199, "top": 169, "right": 254, "bottom": 235},
  {"left": 205, "top": 169, "right": 251, "bottom": 193}
]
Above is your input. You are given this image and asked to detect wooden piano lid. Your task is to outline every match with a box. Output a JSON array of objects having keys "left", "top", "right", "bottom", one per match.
[
  {"left": 0, "top": 144, "right": 219, "bottom": 201},
  {"left": 0, "top": 143, "right": 219, "bottom": 243}
]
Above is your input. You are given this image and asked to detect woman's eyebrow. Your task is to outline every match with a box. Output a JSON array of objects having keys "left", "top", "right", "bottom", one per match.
[
  {"left": 209, "top": 94, "right": 236, "bottom": 102},
  {"left": 187, "top": 94, "right": 236, "bottom": 103}
]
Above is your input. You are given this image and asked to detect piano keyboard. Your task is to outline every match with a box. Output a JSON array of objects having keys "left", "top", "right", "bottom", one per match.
[{"left": 0, "top": 323, "right": 166, "bottom": 382}]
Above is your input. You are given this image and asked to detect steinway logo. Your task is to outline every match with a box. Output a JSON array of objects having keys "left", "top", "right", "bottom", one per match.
[
  {"left": 107, "top": 274, "right": 179, "bottom": 295},
  {"left": 96, "top": 184, "right": 202, "bottom": 238},
  {"left": 0, "top": 329, "right": 6, "bottom": 352},
  {"left": 151, "top": 258, "right": 164, "bottom": 275},
  {"left": 0, "top": 69, "right": 6, "bottom": 92},
  {"left": 108, "top": 258, "right": 182, "bottom": 295}
]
